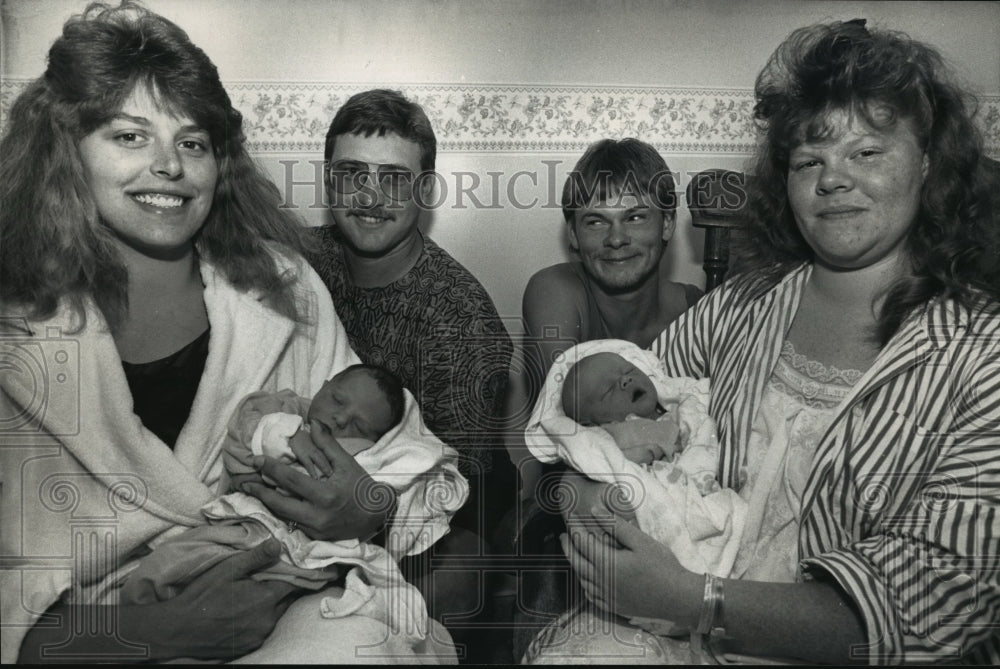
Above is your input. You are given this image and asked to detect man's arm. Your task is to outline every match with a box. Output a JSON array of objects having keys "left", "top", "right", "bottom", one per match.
[
  {"left": 521, "top": 265, "right": 587, "bottom": 385},
  {"left": 239, "top": 420, "right": 392, "bottom": 543},
  {"left": 419, "top": 311, "right": 512, "bottom": 443},
  {"left": 414, "top": 292, "right": 515, "bottom": 539},
  {"left": 508, "top": 266, "right": 588, "bottom": 499}
]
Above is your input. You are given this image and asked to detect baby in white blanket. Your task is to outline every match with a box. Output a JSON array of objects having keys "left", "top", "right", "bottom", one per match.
[
  {"left": 525, "top": 339, "right": 747, "bottom": 581},
  {"left": 120, "top": 364, "right": 456, "bottom": 645},
  {"left": 562, "top": 351, "right": 684, "bottom": 469},
  {"left": 226, "top": 363, "right": 403, "bottom": 487}
]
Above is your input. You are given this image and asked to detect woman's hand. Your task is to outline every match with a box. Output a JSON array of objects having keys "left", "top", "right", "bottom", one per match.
[
  {"left": 17, "top": 539, "right": 301, "bottom": 663},
  {"left": 561, "top": 504, "right": 701, "bottom": 623},
  {"left": 154, "top": 538, "right": 302, "bottom": 659},
  {"left": 240, "top": 419, "right": 394, "bottom": 542},
  {"left": 557, "top": 469, "right": 637, "bottom": 525}
]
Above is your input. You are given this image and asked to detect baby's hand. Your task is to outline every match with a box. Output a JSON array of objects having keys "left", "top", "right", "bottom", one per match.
[
  {"left": 605, "top": 417, "right": 681, "bottom": 464},
  {"left": 288, "top": 426, "right": 334, "bottom": 479},
  {"left": 618, "top": 441, "right": 667, "bottom": 466}
]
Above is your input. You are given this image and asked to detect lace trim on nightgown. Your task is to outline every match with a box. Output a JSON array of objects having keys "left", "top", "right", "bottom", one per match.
[
  {"left": 768, "top": 340, "right": 863, "bottom": 410},
  {"left": 521, "top": 341, "right": 862, "bottom": 666},
  {"left": 732, "top": 341, "right": 861, "bottom": 583}
]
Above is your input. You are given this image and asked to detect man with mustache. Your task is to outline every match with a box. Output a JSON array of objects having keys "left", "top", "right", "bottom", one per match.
[{"left": 310, "top": 89, "right": 514, "bottom": 658}]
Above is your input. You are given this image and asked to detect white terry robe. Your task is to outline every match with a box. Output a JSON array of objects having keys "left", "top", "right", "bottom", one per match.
[{"left": 0, "top": 249, "right": 466, "bottom": 663}]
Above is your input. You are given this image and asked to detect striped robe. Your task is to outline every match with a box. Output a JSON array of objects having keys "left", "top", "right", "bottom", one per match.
[{"left": 652, "top": 263, "right": 1000, "bottom": 664}]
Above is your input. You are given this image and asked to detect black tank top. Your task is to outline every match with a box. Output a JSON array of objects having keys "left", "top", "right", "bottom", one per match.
[{"left": 121, "top": 328, "right": 210, "bottom": 449}]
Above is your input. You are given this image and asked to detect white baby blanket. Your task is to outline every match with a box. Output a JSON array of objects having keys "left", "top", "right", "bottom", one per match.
[
  {"left": 120, "top": 387, "right": 463, "bottom": 643},
  {"left": 525, "top": 339, "right": 747, "bottom": 578}
]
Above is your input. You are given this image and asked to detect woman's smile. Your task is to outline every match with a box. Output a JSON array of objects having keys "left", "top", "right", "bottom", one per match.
[{"left": 131, "top": 192, "right": 188, "bottom": 209}]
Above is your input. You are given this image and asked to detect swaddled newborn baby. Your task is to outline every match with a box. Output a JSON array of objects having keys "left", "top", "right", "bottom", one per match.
[
  {"left": 525, "top": 339, "right": 747, "bottom": 586},
  {"left": 120, "top": 362, "right": 465, "bottom": 643},
  {"left": 562, "top": 352, "right": 683, "bottom": 466},
  {"left": 243, "top": 363, "right": 404, "bottom": 484}
]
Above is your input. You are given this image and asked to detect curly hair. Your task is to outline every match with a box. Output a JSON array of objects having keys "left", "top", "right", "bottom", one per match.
[
  {"left": 561, "top": 138, "right": 678, "bottom": 224},
  {"left": 0, "top": 1, "right": 311, "bottom": 331},
  {"left": 736, "top": 18, "right": 1000, "bottom": 345}
]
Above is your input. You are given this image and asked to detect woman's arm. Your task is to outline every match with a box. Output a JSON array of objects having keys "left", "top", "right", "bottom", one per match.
[
  {"left": 560, "top": 488, "right": 867, "bottom": 665},
  {"left": 17, "top": 540, "right": 300, "bottom": 663}
]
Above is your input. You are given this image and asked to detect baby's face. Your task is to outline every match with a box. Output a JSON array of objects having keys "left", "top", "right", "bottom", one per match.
[
  {"left": 308, "top": 369, "right": 393, "bottom": 442},
  {"left": 564, "top": 352, "right": 659, "bottom": 424}
]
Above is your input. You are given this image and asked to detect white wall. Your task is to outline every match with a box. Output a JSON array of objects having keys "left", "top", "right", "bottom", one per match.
[{"left": 4, "top": 0, "right": 999, "bottom": 330}]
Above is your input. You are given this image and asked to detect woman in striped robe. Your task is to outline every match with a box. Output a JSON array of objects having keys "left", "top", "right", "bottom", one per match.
[{"left": 529, "top": 18, "right": 1000, "bottom": 665}]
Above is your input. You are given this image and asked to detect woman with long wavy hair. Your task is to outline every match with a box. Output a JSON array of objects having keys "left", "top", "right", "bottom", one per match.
[
  {"left": 0, "top": 2, "right": 461, "bottom": 663},
  {"left": 528, "top": 18, "right": 1000, "bottom": 665}
]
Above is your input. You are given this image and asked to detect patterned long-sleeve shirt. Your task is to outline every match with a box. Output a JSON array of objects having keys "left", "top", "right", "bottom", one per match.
[
  {"left": 652, "top": 263, "right": 1000, "bottom": 664},
  {"left": 310, "top": 227, "right": 516, "bottom": 535}
]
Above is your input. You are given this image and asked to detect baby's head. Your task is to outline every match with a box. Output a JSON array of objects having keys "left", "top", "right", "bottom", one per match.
[
  {"left": 562, "top": 352, "right": 659, "bottom": 425},
  {"left": 308, "top": 364, "right": 405, "bottom": 442}
]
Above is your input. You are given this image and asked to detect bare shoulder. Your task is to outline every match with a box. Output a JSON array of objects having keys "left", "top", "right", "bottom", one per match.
[
  {"left": 659, "top": 278, "right": 703, "bottom": 323},
  {"left": 522, "top": 263, "right": 589, "bottom": 332},
  {"left": 661, "top": 275, "right": 703, "bottom": 305},
  {"left": 524, "top": 263, "right": 588, "bottom": 306}
]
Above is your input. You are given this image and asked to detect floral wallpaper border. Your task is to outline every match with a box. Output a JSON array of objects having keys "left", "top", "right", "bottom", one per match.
[{"left": 3, "top": 79, "right": 999, "bottom": 156}]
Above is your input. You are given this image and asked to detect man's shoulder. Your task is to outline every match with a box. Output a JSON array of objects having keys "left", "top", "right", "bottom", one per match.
[
  {"left": 418, "top": 237, "right": 500, "bottom": 305},
  {"left": 306, "top": 225, "right": 347, "bottom": 281},
  {"left": 420, "top": 236, "right": 477, "bottom": 276},
  {"left": 661, "top": 279, "right": 704, "bottom": 310},
  {"left": 525, "top": 262, "right": 587, "bottom": 295},
  {"left": 523, "top": 263, "right": 591, "bottom": 315},
  {"left": 405, "top": 238, "right": 511, "bottom": 350},
  {"left": 521, "top": 263, "right": 591, "bottom": 336},
  {"left": 310, "top": 224, "right": 341, "bottom": 249}
]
